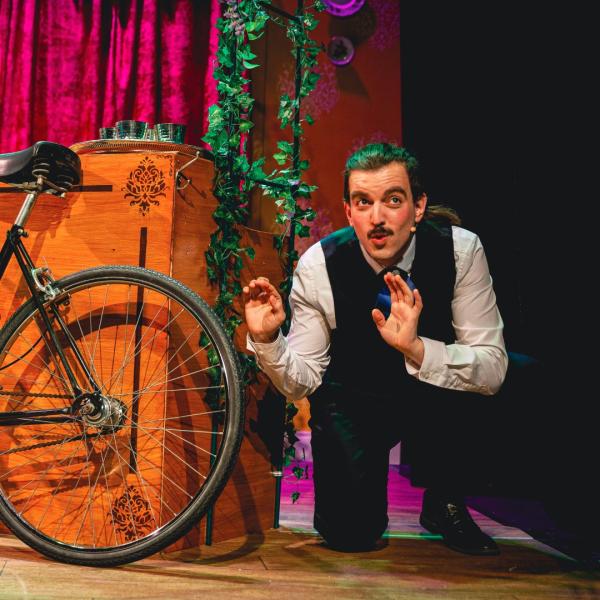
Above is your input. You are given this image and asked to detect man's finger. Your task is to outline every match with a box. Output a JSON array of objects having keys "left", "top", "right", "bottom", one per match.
[
  {"left": 251, "top": 278, "right": 279, "bottom": 295},
  {"left": 413, "top": 288, "right": 423, "bottom": 312},
  {"left": 269, "top": 293, "right": 282, "bottom": 306},
  {"left": 385, "top": 273, "right": 401, "bottom": 304},
  {"left": 396, "top": 274, "right": 414, "bottom": 304}
]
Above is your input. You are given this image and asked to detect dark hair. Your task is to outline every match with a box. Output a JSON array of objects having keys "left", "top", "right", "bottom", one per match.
[{"left": 343, "top": 143, "right": 461, "bottom": 225}]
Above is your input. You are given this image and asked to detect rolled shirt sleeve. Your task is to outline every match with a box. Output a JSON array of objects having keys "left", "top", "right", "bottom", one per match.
[
  {"left": 405, "top": 227, "right": 508, "bottom": 395},
  {"left": 246, "top": 245, "right": 331, "bottom": 401}
]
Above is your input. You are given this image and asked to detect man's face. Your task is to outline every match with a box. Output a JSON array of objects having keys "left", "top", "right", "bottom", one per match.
[{"left": 344, "top": 162, "right": 427, "bottom": 267}]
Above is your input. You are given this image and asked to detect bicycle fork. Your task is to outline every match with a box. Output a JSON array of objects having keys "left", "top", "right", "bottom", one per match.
[{"left": 0, "top": 190, "right": 103, "bottom": 427}]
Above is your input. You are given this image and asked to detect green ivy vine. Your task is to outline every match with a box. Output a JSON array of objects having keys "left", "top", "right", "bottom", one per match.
[{"left": 201, "top": 0, "right": 324, "bottom": 499}]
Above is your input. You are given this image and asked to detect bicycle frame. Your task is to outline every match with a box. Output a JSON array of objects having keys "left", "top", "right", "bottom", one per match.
[{"left": 0, "top": 190, "right": 101, "bottom": 427}]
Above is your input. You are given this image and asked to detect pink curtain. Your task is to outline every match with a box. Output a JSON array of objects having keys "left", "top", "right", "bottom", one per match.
[{"left": 0, "top": 0, "right": 221, "bottom": 152}]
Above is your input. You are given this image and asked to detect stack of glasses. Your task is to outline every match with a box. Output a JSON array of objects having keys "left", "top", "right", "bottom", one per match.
[{"left": 99, "top": 120, "right": 186, "bottom": 144}]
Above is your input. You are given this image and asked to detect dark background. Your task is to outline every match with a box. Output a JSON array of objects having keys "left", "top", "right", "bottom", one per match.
[
  {"left": 401, "top": 2, "right": 568, "bottom": 361},
  {"left": 400, "top": 1, "right": 597, "bottom": 547}
]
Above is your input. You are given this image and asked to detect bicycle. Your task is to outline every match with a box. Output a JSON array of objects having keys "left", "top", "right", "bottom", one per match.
[{"left": 0, "top": 141, "right": 244, "bottom": 566}]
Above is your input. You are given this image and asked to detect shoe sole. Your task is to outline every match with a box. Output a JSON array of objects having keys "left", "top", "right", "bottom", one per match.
[{"left": 419, "top": 514, "right": 500, "bottom": 556}]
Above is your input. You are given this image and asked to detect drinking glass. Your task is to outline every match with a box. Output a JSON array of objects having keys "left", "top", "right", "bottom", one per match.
[
  {"left": 156, "top": 123, "right": 186, "bottom": 144},
  {"left": 99, "top": 127, "right": 117, "bottom": 139},
  {"left": 115, "top": 120, "right": 149, "bottom": 140}
]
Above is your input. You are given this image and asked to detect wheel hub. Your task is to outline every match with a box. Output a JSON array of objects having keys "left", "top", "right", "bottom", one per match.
[{"left": 79, "top": 393, "right": 127, "bottom": 432}]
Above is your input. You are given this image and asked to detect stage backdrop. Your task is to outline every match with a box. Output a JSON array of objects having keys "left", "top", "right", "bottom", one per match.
[
  {"left": 248, "top": 0, "right": 402, "bottom": 255},
  {"left": 0, "top": 0, "right": 220, "bottom": 151}
]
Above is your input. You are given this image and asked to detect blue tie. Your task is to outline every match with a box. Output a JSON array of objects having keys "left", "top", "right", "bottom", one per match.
[{"left": 375, "top": 267, "right": 415, "bottom": 319}]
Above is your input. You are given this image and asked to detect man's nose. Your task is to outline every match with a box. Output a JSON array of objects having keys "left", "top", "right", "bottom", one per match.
[{"left": 370, "top": 201, "right": 384, "bottom": 224}]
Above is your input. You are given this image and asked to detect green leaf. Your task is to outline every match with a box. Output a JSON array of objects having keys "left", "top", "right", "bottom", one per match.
[
  {"left": 303, "top": 14, "right": 319, "bottom": 31},
  {"left": 242, "top": 60, "right": 260, "bottom": 70},
  {"left": 217, "top": 45, "right": 233, "bottom": 68},
  {"left": 248, "top": 158, "right": 267, "bottom": 181},
  {"left": 234, "top": 155, "right": 250, "bottom": 172},
  {"left": 277, "top": 140, "right": 294, "bottom": 154},
  {"left": 238, "top": 94, "right": 254, "bottom": 110},
  {"left": 239, "top": 120, "right": 254, "bottom": 133},
  {"left": 307, "top": 71, "right": 320, "bottom": 86},
  {"left": 305, "top": 114, "right": 314, "bottom": 125},
  {"left": 298, "top": 183, "right": 317, "bottom": 196},
  {"left": 273, "top": 151, "right": 288, "bottom": 165},
  {"left": 291, "top": 122, "right": 304, "bottom": 137},
  {"left": 294, "top": 222, "right": 310, "bottom": 237},
  {"left": 291, "top": 491, "right": 300, "bottom": 504},
  {"left": 239, "top": 47, "right": 257, "bottom": 61}
]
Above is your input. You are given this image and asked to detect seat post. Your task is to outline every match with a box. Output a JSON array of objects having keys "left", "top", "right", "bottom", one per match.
[{"left": 14, "top": 190, "right": 40, "bottom": 228}]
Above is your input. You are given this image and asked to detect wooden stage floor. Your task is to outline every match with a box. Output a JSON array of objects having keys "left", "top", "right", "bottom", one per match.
[{"left": 1, "top": 467, "right": 599, "bottom": 599}]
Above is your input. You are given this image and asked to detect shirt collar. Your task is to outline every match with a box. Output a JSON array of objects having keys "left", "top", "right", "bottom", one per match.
[{"left": 358, "top": 234, "right": 416, "bottom": 275}]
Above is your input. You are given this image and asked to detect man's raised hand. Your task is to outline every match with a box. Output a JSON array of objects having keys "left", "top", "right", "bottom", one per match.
[
  {"left": 242, "top": 277, "right": 285, "bottom": 343},
  {"left": 372, "top": 272, "right": 425, "bottom": 367}
]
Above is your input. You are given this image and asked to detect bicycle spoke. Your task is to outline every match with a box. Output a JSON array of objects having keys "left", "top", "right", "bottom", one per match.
[
  {"left": 122, "top": 414, "right": 208, "bottom": 481},
  {"left": 0, "top": 271, "right": 242, "bottom": 563}
]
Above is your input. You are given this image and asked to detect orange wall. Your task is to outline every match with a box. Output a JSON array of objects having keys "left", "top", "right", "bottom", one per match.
[{"left": 250, "top": 0, "right": 402, "bottom": 255}]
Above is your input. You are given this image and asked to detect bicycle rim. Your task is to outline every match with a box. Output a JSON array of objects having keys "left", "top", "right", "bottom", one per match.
[{"left": 0, "top": 266, "right": 243, "bottom": 565}]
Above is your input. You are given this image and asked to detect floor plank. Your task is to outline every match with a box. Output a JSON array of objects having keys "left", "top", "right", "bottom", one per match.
[
  {"left": 1, "top": 465, "right": 598, "bottom": 599},
  {"left": 1, "top": 529, "right": 599, "bottom": 600}
]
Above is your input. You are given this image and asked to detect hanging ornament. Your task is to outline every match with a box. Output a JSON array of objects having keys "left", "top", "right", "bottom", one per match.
[
  {"left": 323, "top": 0, "right": 365, "bottom": 17},
  {"left": 326, "top": 36, "right": 355, "bottom": 65}
]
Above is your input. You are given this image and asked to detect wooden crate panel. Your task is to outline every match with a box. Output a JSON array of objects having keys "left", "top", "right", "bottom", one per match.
[{"left": 0, "top": 147, "right": 285, "bottom": 546}]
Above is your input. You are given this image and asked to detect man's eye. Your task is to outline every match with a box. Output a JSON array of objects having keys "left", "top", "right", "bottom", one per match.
[
  {"left": 389, "top": 196, "right": 402, "bottom": 204},
  {"left": 357, "top": 198, "right": 370, "bottom": 205}
]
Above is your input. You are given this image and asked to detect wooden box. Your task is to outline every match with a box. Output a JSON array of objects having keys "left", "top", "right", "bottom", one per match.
[{"left": 0, "top": 141, "right": 285, "bottom": 549}]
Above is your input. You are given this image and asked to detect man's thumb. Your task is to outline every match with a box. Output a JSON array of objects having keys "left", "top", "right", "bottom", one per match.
[{"left": 372, "top": 308, "right": 385, "bottom": 329}]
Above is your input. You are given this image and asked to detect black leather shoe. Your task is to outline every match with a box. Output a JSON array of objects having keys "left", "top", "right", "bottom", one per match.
[{"left": 419, "top": 490, "right": 500, "bottom": 556}]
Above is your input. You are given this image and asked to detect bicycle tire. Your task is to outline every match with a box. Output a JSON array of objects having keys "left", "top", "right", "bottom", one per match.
[{"left": 0, "top": 266, "right": 244, "bottom": 566}]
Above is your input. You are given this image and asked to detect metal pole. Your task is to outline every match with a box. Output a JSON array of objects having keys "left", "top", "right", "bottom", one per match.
[{"left": 274, "top": 0, "right": 305, "bottom": 530}]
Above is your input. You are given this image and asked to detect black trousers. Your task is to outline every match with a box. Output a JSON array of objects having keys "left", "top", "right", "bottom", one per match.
[
  {"left": 309, "top": 384, "right": 407, "bottom": 549},
  {"left": 308, "top": 382, "right": 483, "bottom": 550}
]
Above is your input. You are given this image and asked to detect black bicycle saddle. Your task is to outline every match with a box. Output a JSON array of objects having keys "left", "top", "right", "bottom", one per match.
[{"left": 0, "top": 141, "right": 81, "bottom": 190}]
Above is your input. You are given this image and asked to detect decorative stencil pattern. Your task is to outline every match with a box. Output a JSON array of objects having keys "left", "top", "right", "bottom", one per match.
[
  {"left": 123, "top": 156, "right": 167, "bottom": 215},
  {"left": 279, "top": 60, "right": 340, "bottom": 120},
  {"left": 348, "top": 131, "right": 402, "bottom": 158},
  {"left": 368, "top": 0, "right": 400, "bottom": 51},
  {"left": 110, "top": 486, "right": 156, "bottom": 541}
]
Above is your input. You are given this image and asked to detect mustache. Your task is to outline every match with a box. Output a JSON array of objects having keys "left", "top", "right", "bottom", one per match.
[{"left": 368, "top": 227, "right": 393, "bottom": 238}]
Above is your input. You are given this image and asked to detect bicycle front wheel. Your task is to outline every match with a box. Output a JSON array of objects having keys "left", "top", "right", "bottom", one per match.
[{"left": 0, "top": 266, "right": 243, "bottom": 566}]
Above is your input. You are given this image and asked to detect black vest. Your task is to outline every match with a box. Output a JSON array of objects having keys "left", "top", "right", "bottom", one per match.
[
  {"left": 316, "top": 220, "right": 456, "bottom": 400},
  {"left": 311, "top": 220, "right": 486, "bottom": 489}
]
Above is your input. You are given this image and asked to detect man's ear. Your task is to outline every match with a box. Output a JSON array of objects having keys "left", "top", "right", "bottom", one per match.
[
  {"left": 415, "top": 194, "right": 427, "bottom": 223},
  {"left": 343, "top": 200, "right": 353, "bottom": 226}
]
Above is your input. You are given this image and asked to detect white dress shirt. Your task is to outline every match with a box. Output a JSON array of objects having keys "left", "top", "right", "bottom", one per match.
[{"left": 247, "top": 226, "right": 508, "bottom": 401}]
